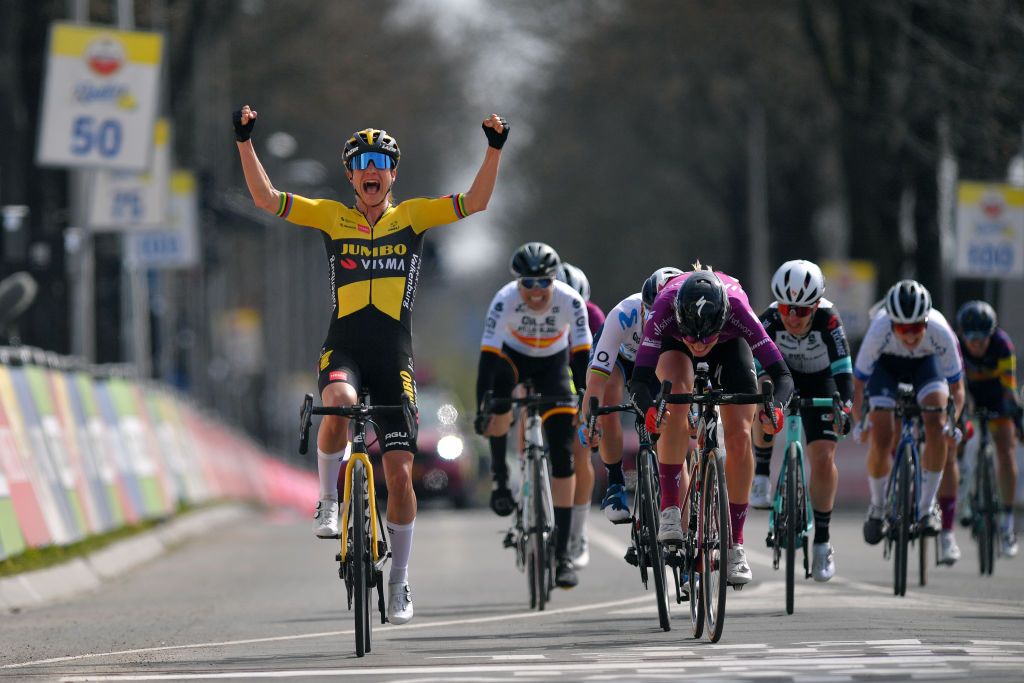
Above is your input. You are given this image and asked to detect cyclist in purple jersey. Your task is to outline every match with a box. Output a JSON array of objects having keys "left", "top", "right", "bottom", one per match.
[
  {"left": 630, "top": 263, "right": 793, "bottom": 585},
  {"left": 956, "top": 300, "right": 1021, "bottom": 557},
  {"left": 557, "top": 262, "right": 604, "bottom": 568}
]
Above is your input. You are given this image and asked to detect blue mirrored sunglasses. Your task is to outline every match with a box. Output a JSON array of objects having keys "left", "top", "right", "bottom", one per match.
[
  {"left": 350, "top": 151, "right": 394, "bottom": 171},
  {"left": 519, "top": 277, "right": 553, "bottom": 290}
]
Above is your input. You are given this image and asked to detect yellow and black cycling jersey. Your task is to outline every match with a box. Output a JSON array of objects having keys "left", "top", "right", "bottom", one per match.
[{"left": 276, "top": 191, "right": 468, "bottom": 334}]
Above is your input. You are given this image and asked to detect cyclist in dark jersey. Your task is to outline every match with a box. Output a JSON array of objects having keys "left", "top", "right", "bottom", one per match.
[
  {"left": 956, "top": 300, "right": 1021, "bottom": 557},
  {"left": 751, "top": 260, "right": 853, "bottom": 582},
  {"left": 557, "top": 261, "right": 604, "bottom": 569},
  {"left": 234, "top": 105, "right": 508, "bottom": 625}
]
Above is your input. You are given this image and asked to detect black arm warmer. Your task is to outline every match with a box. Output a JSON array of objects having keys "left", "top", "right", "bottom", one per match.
[
  {"left": 628, "top": 365, "right": 659, "bottom": 414},
  {"left": 763, "top": 359, "right": 795, "bottom": 408},
  {"left": 476, "top": 350, "right": 506, "bottom": 411},
  {"left": 570, "top": 349, "right": 589, "bottom": 393},
  {"left": 834, "top": 371, "right": 854, "bottom": 405}
]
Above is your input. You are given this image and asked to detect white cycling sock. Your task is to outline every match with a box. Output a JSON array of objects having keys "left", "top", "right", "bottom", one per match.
[
  {"left": 317, "top": 445, "right": 349, "bottom": 501},
  {"left": 387, "top": 518, "right": 415, "bottom": 584},
  {"left": 1002, "top": 511, "right": 1015, "bottom": 535},
  {"left": 570, "top": 503, "right": 589, "bottom": 543},
  {"left": 919, "top": 469, "right": 943, "bottom": 514},
  {"left": 868, "top": 476, "right": 888, "bottom": 508}
]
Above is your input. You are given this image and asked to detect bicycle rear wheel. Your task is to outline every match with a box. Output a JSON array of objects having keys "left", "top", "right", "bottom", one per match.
[
  {"left": 702, "top": 452, "right": 730, "bottom": 642},
  {"left": 784, "top": 444, "right": 798, "bottom": 615},
  {"left": 978, "top": 447, "right": 996, "bottom": 575},
  {"left": 640, "top": 448, "right": 670, "bottom": 631},
  {"left": 893, "top": 446, "right": 912, "bottom": 597},
  {"left": 351, "top": 460, "right": 372, "bottom": 656}
]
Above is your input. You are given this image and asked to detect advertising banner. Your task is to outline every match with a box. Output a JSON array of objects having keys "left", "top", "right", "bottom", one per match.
[
  {"left": 93, "top": 378, "right": 144, "bottom": 524},
  {"left": 955, "top": 182, "right": 1024, "bottom": 279},
  {"left": 37, "top": 22, "right": 163, "bottom": 170}
]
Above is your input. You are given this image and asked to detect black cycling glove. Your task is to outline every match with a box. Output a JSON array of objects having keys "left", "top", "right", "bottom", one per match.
[
  {"left": 233, "top": 109, "right": 255, "bottom": 142},
  {"left": 483, "top": 117, "right": 510, "bottom": 149}
]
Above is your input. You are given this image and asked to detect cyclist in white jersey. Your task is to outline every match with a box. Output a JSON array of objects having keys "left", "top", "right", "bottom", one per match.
[
  {"left": 579, "top": 267, "right": 681, "bottom": 523},
  {"left": 852, "top": 280, "right": 966, "bottom": 564},
  {"left": 475, "top": 242, "right": 593, "bottom": 588}
]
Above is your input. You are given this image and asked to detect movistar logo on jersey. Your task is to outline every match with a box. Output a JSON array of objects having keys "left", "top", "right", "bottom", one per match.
[
  {"left": 340, "top": 243, "right": 408, "bottom": 257},
  {"left": 618, "top": 309, "right": 638, "bottom": 330}
]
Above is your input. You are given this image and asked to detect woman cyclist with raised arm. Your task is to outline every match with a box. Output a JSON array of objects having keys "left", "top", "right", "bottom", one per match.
[
  {"left": 233, "top": 105, "right": 508, "bottom": 625},
  {"left": 629, "top": 262, "right": 794, "bottom": 586},
  {"left": 750, "top": 260, "right": 853, "bottom": 582}
]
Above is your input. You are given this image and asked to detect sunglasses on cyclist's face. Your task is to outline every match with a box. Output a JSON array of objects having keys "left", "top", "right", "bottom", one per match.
[
  {"left": 350, "top": 152, "right": 394, "bottom": 171},
  {"left": 963, "top": 331, "right": 989, "bottom": 342},
  {"left": 519, "top": 277, "right": 553, "bottom": 290},
  {"left": 778, "top": 303, "right": 815, "bottom": 317},
  {"left": 682, "top": 332, "right": 720, "bottom": 345},
  {"left": 892, "top": 321, "right": 927, "bottom": 335}
]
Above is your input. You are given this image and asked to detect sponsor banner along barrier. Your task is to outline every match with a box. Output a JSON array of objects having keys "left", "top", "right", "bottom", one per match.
[{"left": 0, "top": 348, "right": 318, "bottom": 562}]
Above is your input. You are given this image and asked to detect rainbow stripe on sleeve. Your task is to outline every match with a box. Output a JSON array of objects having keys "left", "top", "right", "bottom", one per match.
[
  {"left": 449, "top": 193, "right": 467, "bottom": 219},
  {"left": 276, "top": 192, "right": 294, "bottom": 218}
]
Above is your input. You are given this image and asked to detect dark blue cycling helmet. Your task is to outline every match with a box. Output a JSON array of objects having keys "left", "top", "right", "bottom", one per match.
[{"left": 956, "top": 300, "right": 997, "bottom": 339}]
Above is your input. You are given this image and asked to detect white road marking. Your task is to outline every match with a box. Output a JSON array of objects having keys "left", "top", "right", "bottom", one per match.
[
  {"left": 56, "top": 652, "right": 1024, "bottom": 681},
  {"left": 1, "top": 594, "right": 650, "bottom": 671}
]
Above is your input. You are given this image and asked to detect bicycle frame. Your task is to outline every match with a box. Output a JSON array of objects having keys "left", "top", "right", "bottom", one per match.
[
  {"left": 339, "top": 437, "right": 382, "bottom": 564},
  {"left": 885, "top": 405, "right": 925, "bottom": 553},
  {"left": 521, "top": 407, "right": 556, "bottom": 557}
]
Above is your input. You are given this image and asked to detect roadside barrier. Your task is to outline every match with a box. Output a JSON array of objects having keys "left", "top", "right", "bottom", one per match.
[{"left": 0, "top": 347, "right": 317, "bottom": 561}]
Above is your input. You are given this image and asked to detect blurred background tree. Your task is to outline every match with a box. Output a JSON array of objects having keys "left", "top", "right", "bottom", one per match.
[{"left": 2, "top": 0, "right": 1023, "bottom": 460}]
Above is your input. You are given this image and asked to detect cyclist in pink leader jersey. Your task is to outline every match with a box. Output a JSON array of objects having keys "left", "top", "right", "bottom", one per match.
[{"left": 629, "top": 263, "right": 793, "bottom": 585}]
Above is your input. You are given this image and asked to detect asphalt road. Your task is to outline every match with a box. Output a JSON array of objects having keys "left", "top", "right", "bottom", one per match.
[{"left": 2, "top": 506, "right": 1022, "bottom": 682}]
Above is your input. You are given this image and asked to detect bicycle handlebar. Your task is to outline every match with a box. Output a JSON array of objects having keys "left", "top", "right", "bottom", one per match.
[{"left": 298, "top": 392, "right": 417, "bottom": 455}]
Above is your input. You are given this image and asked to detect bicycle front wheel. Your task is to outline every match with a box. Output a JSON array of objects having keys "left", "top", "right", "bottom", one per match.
[
  {"left": 702, "top": 451, "right": 730, "bottom": 642},
  {"left": 685, "top": 454, "right": 704, "bottom": 639},
  {"left": 351, "top": 460, "right": 372, "bottom": 656},
  {"left": 531, "top": 453, "right": 548, "bottom": 611},
  {"left": 640, "top": 448, "right": 670, "bottom": 631},
  {"left": 978, "top": 447, "right": 996, "bottom": 575},
  {"left": 784, "top": 443, "right": 798, "bottom": 615},
  {"left": 894, "top": 446, "right": 912, "bottom": 597}
]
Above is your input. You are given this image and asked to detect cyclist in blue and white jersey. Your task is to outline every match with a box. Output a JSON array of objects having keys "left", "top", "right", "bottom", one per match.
[
  {"left": 852, "top": 280, "right": 966, "bottom": 565},
  {"left": 578, "top": 267, "right": 682, "bottom": 524},
  {"left": 751, "top": 260, "right": 853, "bottom": 582}
]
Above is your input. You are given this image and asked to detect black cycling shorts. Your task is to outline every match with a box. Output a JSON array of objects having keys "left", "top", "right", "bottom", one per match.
[
  {"left": 316, "top": 325, "right": 418, "bottom": 454},
  {"left": 483, "top": 345, "right": 576, "bottom": 479},
  {"left": 792, "top": 373, "right": 840, "bottom": 443},
  {"left": 663, "top": 336, "right": 758, "bottom": 393}
]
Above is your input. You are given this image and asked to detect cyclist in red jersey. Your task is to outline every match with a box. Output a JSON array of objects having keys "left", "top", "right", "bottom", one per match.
[{"left": 234, "top": 105, "right": 508, "bottom": 625}]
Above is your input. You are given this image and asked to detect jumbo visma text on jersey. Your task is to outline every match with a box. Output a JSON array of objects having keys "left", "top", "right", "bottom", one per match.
[{"left": 275, "top": 191, "right": 468, "bottom": 334}]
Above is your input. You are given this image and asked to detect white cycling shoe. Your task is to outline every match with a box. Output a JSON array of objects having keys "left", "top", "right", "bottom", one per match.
[
  {"left": 312, "top": 498, "right": 339, "bottom": 538},
  {"left": 728, "top": 544, "right": 752, "bottom": 585},
  {"left": 388, "top": 581, "right": 414, "bottom": 625},
  {"left": 570, "top": 536, "right": 591, "bottom": 568},
  {"left": 811, "top": 542, "right": 836, "bottom": 582},
  {"left": 750, "top": 475, "right": 772, "bottom": 510},
  {"left": 938, "top": 530, "right": 961, "bottom": 566},
  {"left": 657, "top": 506, "right": 683, "bottom": 544}
]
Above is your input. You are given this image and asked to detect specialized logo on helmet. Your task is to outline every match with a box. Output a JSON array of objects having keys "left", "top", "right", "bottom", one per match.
[{"left": 695, "top": 296, "right": 708, "bottom": 316}]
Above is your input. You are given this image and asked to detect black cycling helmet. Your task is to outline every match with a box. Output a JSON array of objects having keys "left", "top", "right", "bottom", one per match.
[
  {"left": 673, "top": 270, "right": 730, "bottom": 341},
  {"left": 956, "top": 300, "right": 997, "bottom": 339},
  {"left": 342, "top": 128, "right": 401, "bottom": 171},
  {"left": 510, "top": 242, "right": 560, "bottom": 278},
  {"left": 642, "top": 266, "right": 684, "bottom": 308}
]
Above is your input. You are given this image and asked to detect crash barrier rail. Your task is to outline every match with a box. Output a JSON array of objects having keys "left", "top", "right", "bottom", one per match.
[{"left": 0, "top": 346, "right": 318, "bottom": 562}]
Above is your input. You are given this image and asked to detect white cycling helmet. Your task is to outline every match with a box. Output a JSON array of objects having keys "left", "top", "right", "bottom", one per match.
[
  {"left": 771, "top": 260, "right": 825, "bottom": 306},
  {"left": 885, "top": 279, "right": 931, "bottom": 324},
  {"left": 641, "top": 266, "right": 684, "bottom": 308},
  {"left": 557, "top": 262, "right": 591, "bottom": 302}
]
